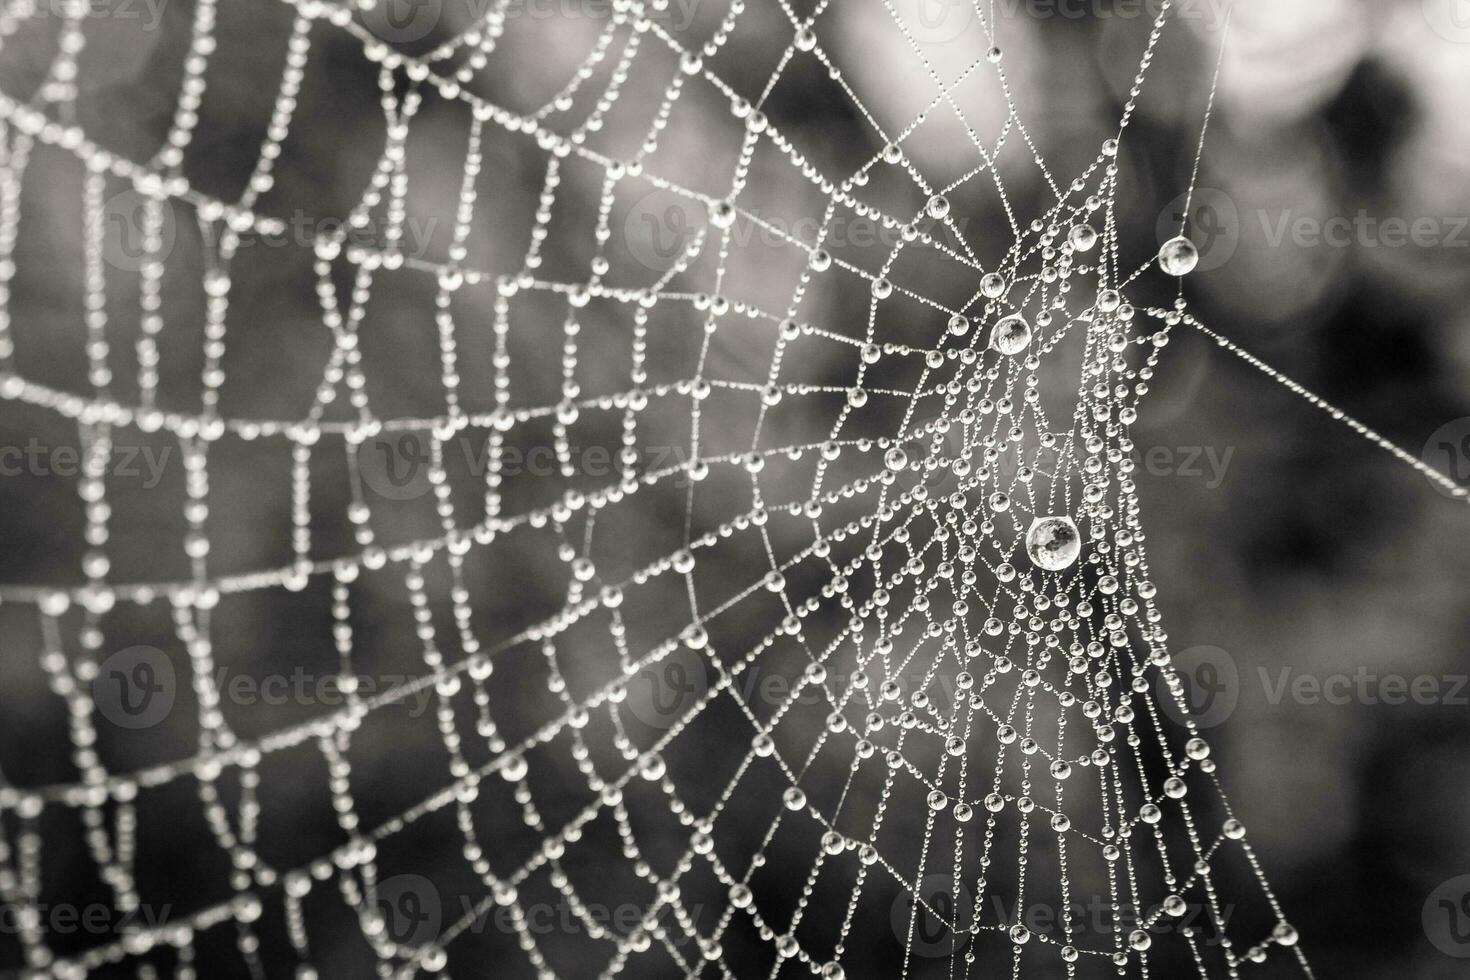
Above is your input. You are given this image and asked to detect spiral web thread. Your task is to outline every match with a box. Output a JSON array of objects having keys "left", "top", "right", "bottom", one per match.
[{"left": 0, "top": 0, "right": 1461, "bottom": 976}]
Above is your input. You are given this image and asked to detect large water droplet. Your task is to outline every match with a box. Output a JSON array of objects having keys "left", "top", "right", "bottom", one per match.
[
  {"left": 926, "top": 194, "right": 950, "bottom": 220},
  {"left": 991, "top": 314, "right": 1031, "bottom": 356},
  {"left": 1158, "top": 235, "right": 1199, "bottom": 276},
  {"left": 708, "top": 200, "right": 737, "bottom": 229},
  {"left": 1026, "top": 516, "right": 1081, "bottom": 571},
  {"left": 1068, "top": 223, "right": 1097, "bottom": 252},
  {"left": 980, "top": 273, "right": 1006, "bottom": 299}
]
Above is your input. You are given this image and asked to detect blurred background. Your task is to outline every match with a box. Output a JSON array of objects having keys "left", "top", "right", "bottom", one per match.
[{"left": 0, "top": 0, "right": 1468, "bottom": 976}]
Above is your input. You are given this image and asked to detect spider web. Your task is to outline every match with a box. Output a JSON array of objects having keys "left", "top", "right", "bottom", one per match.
[{"left": 0, "top": 0, "right": 1459, "bottom": 976}]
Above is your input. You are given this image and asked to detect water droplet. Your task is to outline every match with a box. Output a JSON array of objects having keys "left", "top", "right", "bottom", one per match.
[
  {"left": 794, "top": 27, "right": 816, "bottom": 51},
  {"left": 926, "top": 194, "right": 950, "bottom": 220},
  {"left": 1026, "top": 516, "right": 1081, "bottom": 571},
  {"left": 884, "top": 447, "right": 908, "bottom": 471},
  {"left": 871, "top": 277, "right": 892, "bottom": 299},
  {"left": 1158, "top": 235, "right": 1199, "bottom": 276},
  {"left": 980, "top": 273, "right": 1006, "bottom": 299},
  {"left": 1068, "top": 223, "right": 1097, "bottom": 252},
  {"left": 991, "top": 314, "right": 1031, "bottom": 356},
  {"left": 500, "top": 753, "right": 527, "bottom": 781},
  {"left": 708, "top": 200, "right": 737, "bottom": 229},
  {"left": 1272, "top": 923, "right": 1299, "bottom": 946}
]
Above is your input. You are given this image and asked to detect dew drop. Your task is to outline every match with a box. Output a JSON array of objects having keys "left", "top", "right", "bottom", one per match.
[
  {"left": 708, "top": 200, "right": 737, "bottom": 229},
  {"left": 990, "top": 314, "right": 1031, "bottom": 356},
  {"left": 1158, "top": 235, "right": 1199, "bottom": 276},
  {"left": 1026, "top": 516, "right": 1081, "bottom": 571}
]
